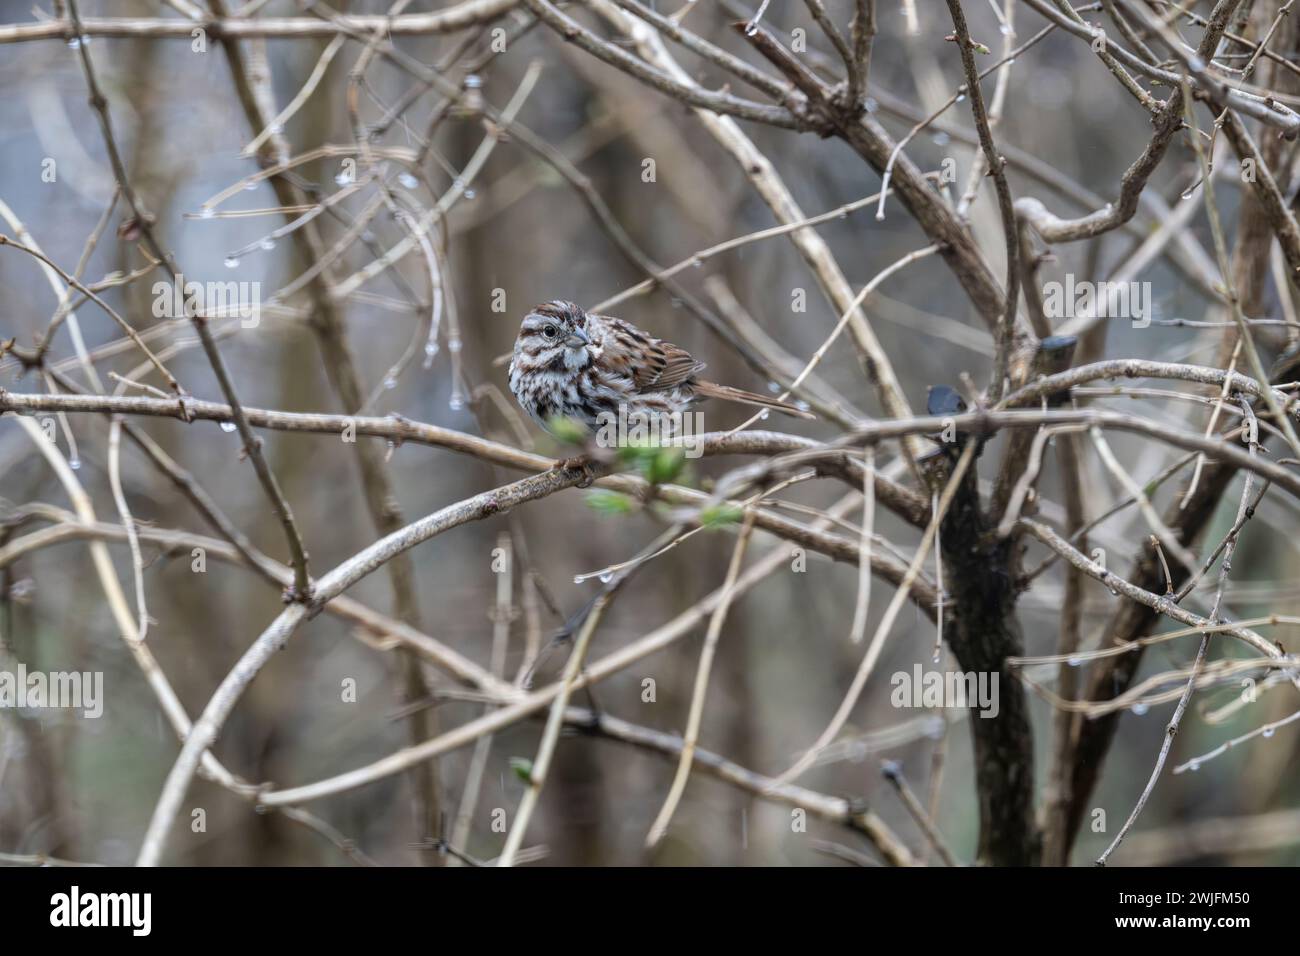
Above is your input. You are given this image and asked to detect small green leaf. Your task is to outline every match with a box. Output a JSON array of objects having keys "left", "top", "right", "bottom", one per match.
[
  {"left": 699, "top": 503, "right": 744, "bottom": 528},
  {"left": 546, "top": 415, "right": 588, "bottom": 446},
  {"left": 617, "top": 442, "right": 656, "bottom": 464},
  {"left": 585, "top": 489, "right": 634, "bottom": 516},
  {"left": 510, "top": 757, "right": 533, "bottom": 783},
  {"left": 645, "top": 447, "right": 685, "bottom": 485}
]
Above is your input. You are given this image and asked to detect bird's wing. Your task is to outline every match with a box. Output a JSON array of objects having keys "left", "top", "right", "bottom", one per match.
[
  {"left": 635, "top": 343, "right": 704, "bottom": 392},
  {"left": 603, "top": 317, "right": 705, "bottom": 392}
]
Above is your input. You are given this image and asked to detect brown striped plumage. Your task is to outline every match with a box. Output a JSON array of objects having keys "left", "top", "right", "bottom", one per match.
[{"left": 507, "top": 301, "right": 813, "bottom": 438}]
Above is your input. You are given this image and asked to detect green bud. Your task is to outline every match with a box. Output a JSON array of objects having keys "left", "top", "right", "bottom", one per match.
[
  {"left": 699, "top": 503, "right": 744, "bottom": 527},
  {"left": 645, "top": 447, "right": 685, "bottom": 485},
  {"left": 617, "top": 440, "right": 656, "bottom": 464},
  {"left": 547, "top": 415, "right": 588, "bottom": 446},
  {"left": 585, "top": 489, "right": 634, "bottom": 516}
]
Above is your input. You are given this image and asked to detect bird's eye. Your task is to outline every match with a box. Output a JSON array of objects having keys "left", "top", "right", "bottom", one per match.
[{"left": 542, "top": 325, "right": 558, "bottom": 338}]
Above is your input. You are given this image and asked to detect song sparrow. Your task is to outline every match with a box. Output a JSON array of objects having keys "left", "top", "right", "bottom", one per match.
[{"left": 508, "top": 301, "right": 813, "bottom": 446}]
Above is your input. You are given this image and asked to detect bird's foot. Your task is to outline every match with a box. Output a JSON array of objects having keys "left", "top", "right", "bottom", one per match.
[{"left": 554, "top": 454, "right": 596, "bottom": 488}]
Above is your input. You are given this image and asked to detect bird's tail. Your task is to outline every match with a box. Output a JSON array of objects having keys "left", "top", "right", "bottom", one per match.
[{"left": 693, "top": 380, "right": 816, "bottom": 420}]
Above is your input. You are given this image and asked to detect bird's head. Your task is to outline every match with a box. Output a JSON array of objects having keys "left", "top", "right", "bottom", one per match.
[{"left": 515, "top": 300, "right": 592, "bottom": 361}]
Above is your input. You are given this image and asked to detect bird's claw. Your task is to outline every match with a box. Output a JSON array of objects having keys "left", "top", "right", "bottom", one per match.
[{"left": 555, "top": 455, "right": 596, "bottom": 488}]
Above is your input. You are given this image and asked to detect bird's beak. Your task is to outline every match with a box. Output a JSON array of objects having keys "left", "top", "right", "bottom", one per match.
[{"left": 564, "top": 329, "right": 590, "bottom": 349}]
